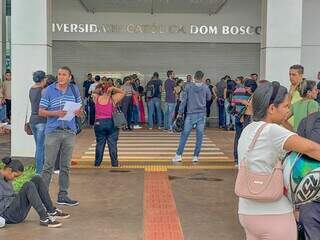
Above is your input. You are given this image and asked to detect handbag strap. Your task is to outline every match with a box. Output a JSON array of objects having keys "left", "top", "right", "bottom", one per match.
[
  {"left": 243, "top": 122, "right": 268, "bottom": 164},
  {"left": 110, "top": 96, "right": 121, "bottom": 113},
  {"left": 70, "top": 84, "right": 79, "bottom": 103}
]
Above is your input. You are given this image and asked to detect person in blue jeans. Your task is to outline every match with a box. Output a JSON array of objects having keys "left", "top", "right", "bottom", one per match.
[
  {"left": 29, "top": 71, "right": 47, "bottom": 174},
  {"left": 0, "top": 84, "right": 7, "bottom": 122},
  {"left": 146, "top": 72, "right": 163, "bottom": 129},
  {"left": 164, "top": 70, "right": 176, "bottom": 132},
  {"left": 172, "top": 71, "right": 211, "bottom": 163}
]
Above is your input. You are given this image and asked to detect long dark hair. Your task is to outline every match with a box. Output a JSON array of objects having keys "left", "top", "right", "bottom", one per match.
[{"left": 2, "top": 157, "right": 24, "bottom": 172}]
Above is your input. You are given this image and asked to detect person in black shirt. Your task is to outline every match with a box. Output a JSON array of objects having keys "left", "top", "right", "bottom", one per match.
[
  {"left": 83, "top": 73, "right": 93, "bottom": 98},
  {"left": 205, "top": 78, "right": 216, "bottom": 118},
  {"left": 83, "top": 73, "right": 94, "bottom": 126}
]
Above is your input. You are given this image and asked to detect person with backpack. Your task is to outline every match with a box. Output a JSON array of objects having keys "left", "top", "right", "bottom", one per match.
[
  {"left": 39, "top": 66, "right": 82, "bottom": 207},
  {"left": 146, "top": 72, "right": 163, "bottom": 130},
  {"left": 224, "top": 78, "right": 237, "bottom": 130},
  {"left": 172, "top": 71, "right": 212, "bottom": 163}
]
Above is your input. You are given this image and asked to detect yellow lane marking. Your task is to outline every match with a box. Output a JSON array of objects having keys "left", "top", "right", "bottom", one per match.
[
  {"left": 75, "top": 159, "right": 232, "bottom": 163},
  {"left": 71, "top": 165, "right": 236, "bottom": 170},
  {"left": 82, "top": 151, "right": 225, "bottom": 155}
]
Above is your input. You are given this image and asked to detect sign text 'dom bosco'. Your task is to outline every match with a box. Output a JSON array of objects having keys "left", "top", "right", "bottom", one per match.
[{"left": 52, "top": 23, "right": 261, "bottom": 36}]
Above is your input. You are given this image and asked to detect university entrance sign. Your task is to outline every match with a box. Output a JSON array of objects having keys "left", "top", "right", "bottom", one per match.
[{"left": 52, "top": 23, "right": 261, "bottom": 36}]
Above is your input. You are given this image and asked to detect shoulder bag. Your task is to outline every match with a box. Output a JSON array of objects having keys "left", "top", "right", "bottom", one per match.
[{"left": 234, "top": 123, "right": 284, "bottom": 201}]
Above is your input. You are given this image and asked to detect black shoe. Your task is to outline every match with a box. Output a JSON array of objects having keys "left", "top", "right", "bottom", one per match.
[
  {"left": 57, "top": 196, "right": 79, "bottom": 207},
  {"left": 40, "top": 217, "right": 62, "bottom": 228},
  {"left": 48, "top": 208, "right": 70, "bottom": 219}
]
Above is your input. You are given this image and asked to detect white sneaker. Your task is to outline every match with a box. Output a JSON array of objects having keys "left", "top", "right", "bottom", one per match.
[
  {"left": 133, "top": 125, "right": 142, "bottom": 129},
  {"left": 54, "top": 170, "right": 60, "bottom": 174},
  {"left": 172, "top": 155, "right": 182, "bottom": 163},
  {"left": 192, "top": 156, "right": 199, "bottom": 163},
  {"left": 0, "top": 216, "right": 5, "bottom": 228}
]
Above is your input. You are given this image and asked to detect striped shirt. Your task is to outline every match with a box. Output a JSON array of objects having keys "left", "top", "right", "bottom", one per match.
[
  {"left": 40, "top": 83, "right": 82, "bottom": 134},
  {"left": 231, "top": 85, "right": 251, "bottom": 114}
]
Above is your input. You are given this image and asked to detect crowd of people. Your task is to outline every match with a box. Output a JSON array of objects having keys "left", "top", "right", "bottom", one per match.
[{"left": 1, "top": 63, "right": 320, "bottom": 240}]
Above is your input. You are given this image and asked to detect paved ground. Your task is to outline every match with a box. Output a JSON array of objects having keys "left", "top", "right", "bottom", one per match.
[{"left": 0, "top": 127, "right": 244, "bottom": 239}]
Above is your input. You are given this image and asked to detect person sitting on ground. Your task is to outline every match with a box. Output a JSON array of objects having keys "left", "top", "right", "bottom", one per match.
[{"left": 0, "top": 157, "right": 69, "bottom": 228}]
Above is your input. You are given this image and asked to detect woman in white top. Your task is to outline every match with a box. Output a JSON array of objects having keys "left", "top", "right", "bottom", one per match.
[{"left": 237, "top": 81, "right": 320, "bottom": 240}]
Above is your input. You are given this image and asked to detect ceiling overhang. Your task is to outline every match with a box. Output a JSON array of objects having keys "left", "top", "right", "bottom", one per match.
[{"left": 79, "top": 0, "right": 228, "bottom": 15}]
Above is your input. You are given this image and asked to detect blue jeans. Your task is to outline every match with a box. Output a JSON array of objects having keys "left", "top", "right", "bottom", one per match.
[
  {"left": 30, "top": 123, "right": 46, "bottom": 174},
  {"left": 147, "top": 97, "right": 162, "bottom": 128},
  {"left": 299, "top": 202, "right": 320, "bottom": 240},
  {"left": 217, "top": 99, "right": 225, "bottom": 127},
  {"left": 166, "top": 103, "right": 176, "bottom": 130},
  {"left": 161, "top": 101, "right": 168, "bottom": 129},
  {"left": 234, "top": 116, "right": 243, "bottom": 162},
  {"left": 224, "top": 100, "right": 235, "bottom": 126},
  {"left": 176, "top": 113, "right": 206, "bottom": 157},
  {"left": 0, "top": 104, "right": 6, "bottom": 122},
  {"left": 132, "top": 104, "right": 139, "bottom": 125},
  {"left": 94, "top": 118, "right": 119, "bottom": 167}
]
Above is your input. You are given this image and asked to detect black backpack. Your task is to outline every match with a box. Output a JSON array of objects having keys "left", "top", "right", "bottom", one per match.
[{"left": 297, "top": 112, "right": 320, "bottom": 144}]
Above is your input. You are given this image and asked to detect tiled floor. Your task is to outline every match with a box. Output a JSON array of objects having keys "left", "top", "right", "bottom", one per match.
[{"left": 1, "top": 127, "right": 244, "bottom": 240}]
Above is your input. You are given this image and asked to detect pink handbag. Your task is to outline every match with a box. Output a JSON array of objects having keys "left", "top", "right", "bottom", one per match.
[{"left": 234, "top": 123, "right": 284, "bottom": 202}]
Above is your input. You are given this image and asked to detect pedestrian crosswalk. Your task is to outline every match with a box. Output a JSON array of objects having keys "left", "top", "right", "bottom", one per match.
[{"left": 71, "top": 129, "right": 234, "bottom": 170}]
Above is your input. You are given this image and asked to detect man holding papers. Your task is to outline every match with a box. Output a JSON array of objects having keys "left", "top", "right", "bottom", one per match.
[{"left": 39, "top": 66, "right": 82, "bottom": 207}]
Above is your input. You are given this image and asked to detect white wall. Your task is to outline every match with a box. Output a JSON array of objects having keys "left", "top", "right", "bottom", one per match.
[
  {"left": 52, "top": 0, "right": 261, "bottom": 43},
  {"left": 301, "top": 0, "right": 320, "bottom": 81},
  {"left": 11, "top": 0, "right": 52, "bottom": 157}
]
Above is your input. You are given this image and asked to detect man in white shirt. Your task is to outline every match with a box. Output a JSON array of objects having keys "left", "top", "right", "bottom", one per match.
[{"left": 88, "top": 75, "right": 101, "bottom": 95}]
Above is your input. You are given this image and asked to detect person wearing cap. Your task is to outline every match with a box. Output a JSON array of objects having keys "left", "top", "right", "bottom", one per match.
[{"left": 29, "top": 70, "right": 47, "bottom": 174}]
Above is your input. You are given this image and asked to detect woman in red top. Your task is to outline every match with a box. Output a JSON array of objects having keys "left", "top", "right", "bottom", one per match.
[{"left": 92, "top": 83, "right": 125, "bottom": 167}]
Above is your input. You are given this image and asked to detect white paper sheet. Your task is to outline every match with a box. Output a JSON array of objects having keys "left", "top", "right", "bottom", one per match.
[{"left": 58, "top": 101, "right": 81, "bottom": 121}]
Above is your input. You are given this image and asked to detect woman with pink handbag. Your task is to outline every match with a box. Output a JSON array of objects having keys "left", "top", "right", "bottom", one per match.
[{"left": 235, "top": 81, "right": 320, "bottom": 240}]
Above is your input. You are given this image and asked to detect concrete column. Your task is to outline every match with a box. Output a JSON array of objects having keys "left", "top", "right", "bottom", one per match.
[
  {"left": 0, "top": 0, "right": 5, "bottom": 78},
  {"left": 11, "top": 0, "right": 52, "bottom": 157},
  {"left": 260, "top": 0, "right": 303, "bottom": 88}
]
